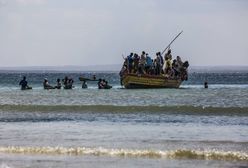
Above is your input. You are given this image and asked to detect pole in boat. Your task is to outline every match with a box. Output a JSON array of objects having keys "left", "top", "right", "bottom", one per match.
[{"left": 161, "top": 31, "right": 183, "bottom": 55}]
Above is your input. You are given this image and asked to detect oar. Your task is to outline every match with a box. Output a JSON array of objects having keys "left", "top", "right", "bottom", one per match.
[{"left": 161, "top": 31, "right": 183, "bottom": 55}]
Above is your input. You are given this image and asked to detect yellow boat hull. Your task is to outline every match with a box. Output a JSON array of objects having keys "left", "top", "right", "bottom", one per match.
[{"left": 122, "top": 74, "right": 182, "bottom": 89}]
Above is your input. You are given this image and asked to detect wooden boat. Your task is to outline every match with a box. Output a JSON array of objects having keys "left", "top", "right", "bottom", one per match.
[{"left": 121, "top": 73, "right": 182, "bottom": 89}]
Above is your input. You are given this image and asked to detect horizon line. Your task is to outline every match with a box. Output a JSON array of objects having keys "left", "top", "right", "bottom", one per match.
[{"left": 0, "top": 65, "right": 248, "bottom": 68}]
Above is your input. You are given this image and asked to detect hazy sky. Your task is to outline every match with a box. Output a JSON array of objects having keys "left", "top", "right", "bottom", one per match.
[{"left": 0, "top": 0, "right": 247, "bottom": 67}]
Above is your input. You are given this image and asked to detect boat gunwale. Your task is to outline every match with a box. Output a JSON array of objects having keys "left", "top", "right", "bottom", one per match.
[{"left": 122, "top": 73, "right": 181, "bottom": 81}]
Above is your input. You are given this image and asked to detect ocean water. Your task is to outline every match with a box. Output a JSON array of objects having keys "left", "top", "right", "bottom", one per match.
[{"left": 0, "top": 70, "right": 248, "bottom": 168}]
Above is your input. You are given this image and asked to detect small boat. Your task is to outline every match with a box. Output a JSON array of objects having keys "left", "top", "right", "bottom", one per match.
[
  {"left": 79, "top": 77, "right": 98, "bottom": 81},
  {"left": 121, "top": 73, "right": 182, "bottom": 89}
]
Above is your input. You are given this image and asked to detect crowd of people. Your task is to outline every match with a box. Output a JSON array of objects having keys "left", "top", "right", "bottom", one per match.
[
  {"left": 43, "top": 76, "right": 74, "bottom": 90},
  {"left": 120, "top": 49, "right": 189, "bottom": 80},
  {"left": 19, "top": 76, "right": 112, "bottom": 90}
]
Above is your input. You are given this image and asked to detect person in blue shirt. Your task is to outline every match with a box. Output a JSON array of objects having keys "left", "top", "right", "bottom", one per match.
[{"left": 145, "top": 53, "right": 153, "bottom": 74}]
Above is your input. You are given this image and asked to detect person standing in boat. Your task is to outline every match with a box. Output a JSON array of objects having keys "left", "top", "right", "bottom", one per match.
[
  {"left": 164, "top": 48, "right": 172, "bottom": 61},
  {"left": 164, "top": 49, "right": 172, "bottom": 74},
  {"left": 123, "top": 57, "right": 128, "bottom": 73},
  {"left": 182, "top": 61, "right": 189, "bottom": 80},
  {"left": 133, "top": 53, "right": 140, "bottom": 73},
  {"left": 165, "top": 55, "right": 172, "bottom": 75},
  {"left": 176, "top": 56, "right": 183, "bottom": 68},
  {"left": 150, "top": 59, "right": 156, "bottom": 75},
  {"left": 155, "top": 52, "right": 162, "bottom": 75},
  {"left": 127, "top": 53, "right": 133, "bottom": 73},
  {"left": 138, "top": 51, "right": 146, "bottom": 74},
  {"left": 158, "top": 52, "right": 164, "bottom": 73},
  {"left": 173, "top": 56, "right": 183, "bottom": 77},
  {"left": 145, "top": 53, "right": 152, "bottom": 74},
  {"left": 172, "top": 59, "right": 180, "bottom": 78}
]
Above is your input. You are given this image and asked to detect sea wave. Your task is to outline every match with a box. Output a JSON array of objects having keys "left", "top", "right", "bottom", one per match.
[
  {"left": 0, "top": 104, "right": 247, "bottom": 114},
  {"left": 0, "top": 146, "right": 247, "bottom": 161}
]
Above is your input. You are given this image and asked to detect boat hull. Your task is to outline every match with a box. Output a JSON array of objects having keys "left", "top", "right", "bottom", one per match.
[
  {"left": 79, "top": 77, "right": 98, "bottom": 81},
  {"left": 121, "top": 74, "right": 182, "bottom": 89}
]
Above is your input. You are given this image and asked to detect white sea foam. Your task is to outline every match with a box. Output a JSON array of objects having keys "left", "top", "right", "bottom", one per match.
[{"left": 0, "top": 146, "right": 247, "bottom": 161}]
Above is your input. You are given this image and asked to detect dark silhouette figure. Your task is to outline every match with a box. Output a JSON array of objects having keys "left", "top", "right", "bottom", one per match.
[
  {"left": 204, "top": 81, "right": 208, "bottom": 89},
  {"left": 19, "top": 76, "right": 32, "bottom": 90}
]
